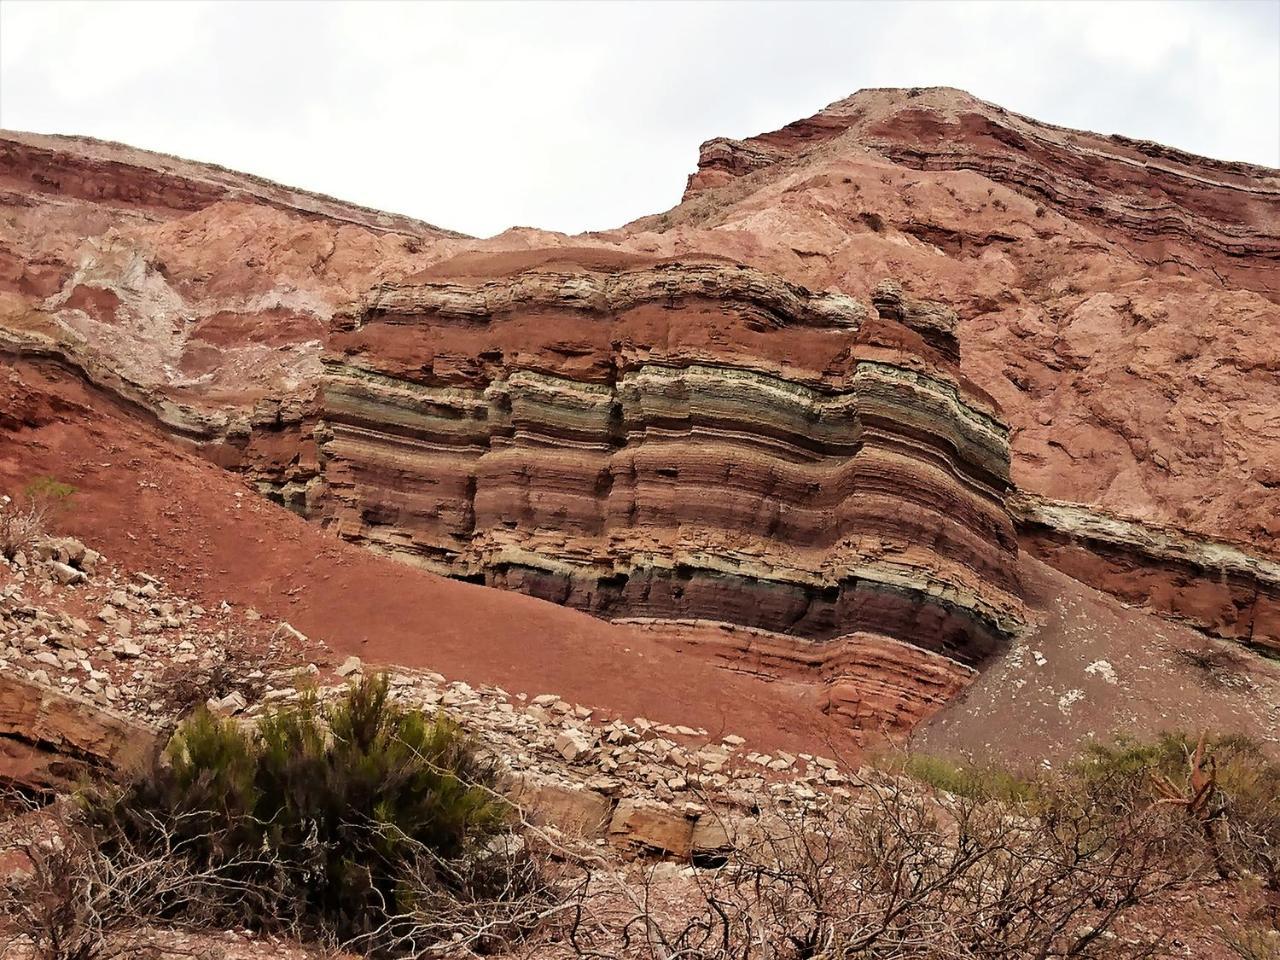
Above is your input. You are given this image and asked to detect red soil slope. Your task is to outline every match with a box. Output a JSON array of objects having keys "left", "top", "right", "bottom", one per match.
[
  {"left": 0, "top": 360, "right": 847, "bottom": 755},
  {"left": 8, "top": 357, "right": 1278, "bottom": 764}
]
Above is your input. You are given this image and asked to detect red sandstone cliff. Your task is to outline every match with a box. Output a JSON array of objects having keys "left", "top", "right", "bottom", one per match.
[
  {"left": 624, "top": 88, "right": 1280, "bottom": 554},
  {"left": 1, "top": 87, "right": 1278, "bottom": 739},
  {"left": 4, "top": 89, "right": 1276, "bottom": 557}
]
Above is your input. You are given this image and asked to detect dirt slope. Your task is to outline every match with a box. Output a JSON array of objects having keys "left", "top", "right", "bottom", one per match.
[
  {"left": 0, "top": 360, "right": 846, "bottom": 755},
  {"left": 920, "top": 554, "right": 1280, "bottom": 766},
  {"left": 6, "top": 358, "right": 1277, "bottom": 765}
]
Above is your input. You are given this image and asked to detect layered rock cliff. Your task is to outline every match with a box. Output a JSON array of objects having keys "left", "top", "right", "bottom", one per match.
[
  {"left": 683, "top": 87, "right": 1280, "bottom": 303},
  {"left": 645, "top": 88, "right": 1280, "bottom": 562},
  {"left": 1, "top": 86, "right": 1278, "bottom": 739},
  {"left": 1013, "top": 493, "right": 1280, "bottom": 656},
  {"left": 309, "top": 254, "right": 1022, "bottom": 670}
]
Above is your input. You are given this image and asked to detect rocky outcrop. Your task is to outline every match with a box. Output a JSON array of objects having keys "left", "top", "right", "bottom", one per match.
[
  {"left": 0, "top": 673, "right": 157, "bottom": 792},
  {"left": 310, "top": 255, "right": 1023, "bottom": 673},
  {"left": 1013, "top": 493, "right": 1280, "bottom": 655},
  {"left": 4, "top": 88, "right": 1279, "bottom": 747},
  {"left": 682, "top": 87, "right": 1280, "bottom": 303},
  {"left": 645, "top": 86, "right": 1280, "bottom": 622},
  {"left": 871, "top": 279, "right": 960, "bottom": 362},
  {"left": 622, "top": 619, "right": 975, "bottom": 740},
  {"left": 0, "top": 130, "right": 464, "bottom": 237}
]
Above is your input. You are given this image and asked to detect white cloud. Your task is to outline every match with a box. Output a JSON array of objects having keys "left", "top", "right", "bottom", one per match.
[{"left": 1, "top": 0, "right": 1276, "bottom": 237}]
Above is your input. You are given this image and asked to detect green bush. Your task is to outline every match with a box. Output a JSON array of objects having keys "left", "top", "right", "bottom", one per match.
[
  {"left": 23, "top": 475, "right": 76, "bottom": 503},
  {"left": 896, "top": 753, "right": 1034, "bottom": 802},
  {"left": 84, "top": 675, "right": 522, "bottom": 953}
]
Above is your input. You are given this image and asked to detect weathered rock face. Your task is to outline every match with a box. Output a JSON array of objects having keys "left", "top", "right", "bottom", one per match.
[
  {"left": 0, "top": 673, "right": 157, "bottom": 792},
  {"left": 655, "top": 88, "right": 1280, "bottom": 563},
  {"left": 625, "top": 620, "right": 976, "bottom": 742},
  {"left": 0, "top": 130, "right": 469, "bottom": 442},
  {"left": 683, "top": 87, "right": 1280, "bottom": 303},
  {"left": 0, "top": 130, "right": 463, "bottom": 236},
  {"left": 2, "top": 84, "right": 1279, "bottom": 731},
  {"left": 310, "top": 253, "right": 1022, "bottom": 668},
  {"left": 1013, "top": 494, "right": 1280, "bottom": 656}
]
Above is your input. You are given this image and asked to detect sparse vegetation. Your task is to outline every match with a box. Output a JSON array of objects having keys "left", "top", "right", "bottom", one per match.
[
  {"left": 5, "top": 727, "right": 1279, "bottom": 958},
  {"left": 893, "top": 752, "right": 1034, "bottom": 802},
  {"left": 567, "top": 762, "right": 1200, "bottom": 958},
  {"left": 0, "top": 477, "right": 76, "bottom": 561},
  {"left": 151, "top": 657, "right": 266, "bottom": 718},
  {"left": 1, "top": 676, "right": 547, "bottom": 958},
  {"left": 1176, "top": 644, "right": 1250, "bottom": 687},
  {"left": 1222, "top": 918, "right": 1280, "bottom": 960},
  {"left": 907, "top": 733, "right": 1280, "bottom": 906},
  {"left": 23, "top": 477, "right": 77, "bottom": 504}
]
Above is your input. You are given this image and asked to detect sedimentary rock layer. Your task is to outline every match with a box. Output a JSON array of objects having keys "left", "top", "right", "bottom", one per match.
[
  {"left": 0, "top": 673, "right": 158, "bottom": 792},
  {"left": 621, "top": 619, "right": 976, "bottom": 740},
  {"left": 683, "top": 86, "right": 1280, "bottom": 303},
  {"left": 1013, "top": 493, "right": 1280, "bottom": 655},
  {"left": 0, "top": 130, "right": 463, "bottom": 237},
  {"left": 314, "top": 256, "right": 1023, "bottom": 666}
]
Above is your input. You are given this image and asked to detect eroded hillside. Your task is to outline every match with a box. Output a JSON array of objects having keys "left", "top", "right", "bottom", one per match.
[{"left": 1, "top": 86, "right": 1278, "bottom": 751}]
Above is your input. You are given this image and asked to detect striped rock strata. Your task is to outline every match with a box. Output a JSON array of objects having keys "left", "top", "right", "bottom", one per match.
[
  {"left": 1013, "top": 493, "right": 1280, "bottom": 656},
  {"left": 303, "top": 255, "right": 1024, "bottom": 690},
  {"left": 621, "top": 620, "right": 977, "bottom": 742},
  {"left": 0, "top": 673, "right": 158, "bottom": 793}
]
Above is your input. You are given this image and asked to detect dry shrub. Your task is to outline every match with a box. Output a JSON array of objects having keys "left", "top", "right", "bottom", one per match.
[
  {"left": 1079, "top": 733, "right": 1280, "bottom": 903},
  {"left": 0, "top": 797, "right": 236, "bottom": 960},
  {"left": 86, "top": 675, "right": 544, "bottom": 953},
  {"left": 151, "top": 656, "right": 268, "bottom": 718},
  {"left": 565, "top": 765, "right": 1198, "bottom": 959},
  {"left": 0, "top": 478, "right": 75, "bottom": 562},
  {"left": 1222, "top": 921, "right": 1280, "bottom": 960},
  {"left": 1175, "top": 645, "right": 1249, "bottom": 688}
]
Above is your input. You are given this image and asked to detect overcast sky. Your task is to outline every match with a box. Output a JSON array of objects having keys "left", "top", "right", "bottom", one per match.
[{"left": 1, "top": 0, "right": 1277, "bottom": 237}]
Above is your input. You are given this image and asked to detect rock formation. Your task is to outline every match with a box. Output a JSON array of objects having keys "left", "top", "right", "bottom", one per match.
[
  {"left": 650, "top": 88, "right": 1280, "bottom": 562},
  {"left": 314, "top": 254, "right": 1022, "bottom": 670},
  {"left": 0, "top": 672, "right": 157, "bottom": 792},
  {"left": 2, "top": 85, "right": 1279, "bottom": 741},
  {"left": 683, "top": 87, "right": 1280, "bottom": 303},
  {"left": 1013, "top": 493, "right": 1280, "bottom": 655}
]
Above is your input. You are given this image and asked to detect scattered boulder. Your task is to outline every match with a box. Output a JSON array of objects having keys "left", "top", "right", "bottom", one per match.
[
  {"left": 691, "top": 813, "right": 737, "bottom": 862},
  {"left": 111, "top": 639, "right": 143, "bottom": 659},
  {"left": 48, "top": 561, "right": 86, "bottom": 585},
  {"left": 609, "top": 799, "right": 696, "bottom": 857},
  {"left": 335, "top": 655, "right": 363, "bottom": 678},
  {"left": 208, "top": 690, "right": 247, "bottom": 714},
  {"left": 505, "top": 774, "right": 612, "bottom": 839},
  {"left": 555, "top": 728, "right": 594, "bottom": 762},
  {"left": 271, "top": 621, "right": 307, "bottom": 644}
]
